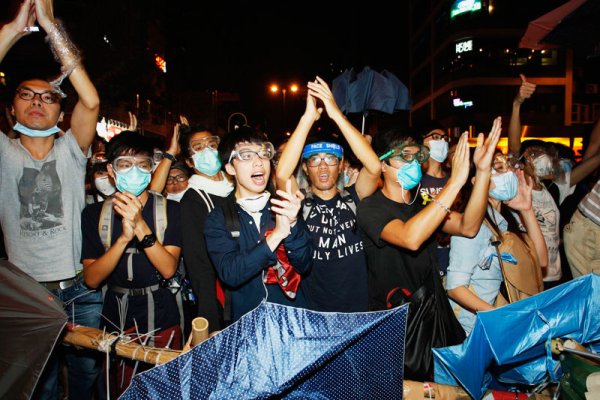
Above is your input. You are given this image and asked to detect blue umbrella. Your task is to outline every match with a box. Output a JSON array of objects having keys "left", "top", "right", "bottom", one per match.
[
  {"left": 332, "top": 66, "right": 411, "bottom": 133},
  {"left": 121, "top": 302, "right": 408, "bottom": 399},
  {"left": 433, "top": 274, "right": 600, "bottom": 399}
]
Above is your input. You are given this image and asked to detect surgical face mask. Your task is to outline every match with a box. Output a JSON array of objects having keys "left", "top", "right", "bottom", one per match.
[
  {"left": 166, "top": 189, "right": 187, "bottom": 202},
  {"left": 114, "top": 166, "right": 151, "bottom": 196},
  {"left": 192, "top": 148, "right": 222, "bottom": 176},
  {"left": 396, "top": 160, "right": 422, "bottom": 190},
  {"left": 559, "top": 158, "right": 573, "bottom": 174},
  {"left": 489, "top": 171, "right": 518, "bottom": 201},
  {"left": 13, "top": 122, "right": 60, "bottom": 138},
  {"left": 343, "top": 171, "right": 350, "bottom": 187},
  {"left": 237, "top": 192, "right": 271, "bottom": 214},
  {"left": 428, "top": 139, "right": 449, "bottom": 162},
  {"left": 94, "top": 176, "right": 116, "bottom": 197},
  {"left": 532, "top": 154, "right": 554, "bottom": 177}
]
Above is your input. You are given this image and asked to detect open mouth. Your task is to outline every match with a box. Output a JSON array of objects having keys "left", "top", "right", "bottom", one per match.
[
  {"left": 251, "top": 171, "right": 266, "bottom": 185},
  {"left": 318, "top": 172, "right": 330, "bottom": 182}
]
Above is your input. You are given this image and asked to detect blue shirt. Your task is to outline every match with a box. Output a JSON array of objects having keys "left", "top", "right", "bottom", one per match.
[
  {"left": 446, "top": 206, "right": 507, "bottom": 335},
  {"left": 204, "top": 195, "right": 313, "bottom": 322}
]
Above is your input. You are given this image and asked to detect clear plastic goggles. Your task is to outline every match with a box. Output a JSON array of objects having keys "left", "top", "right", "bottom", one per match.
[
  {"left": 380, "top": 144, "right": 430, "bottom": 164},
  {"left": 112, "top": 156, "right": 153, "bottom": 173},
  {"left": 228, "top": 142, "right": 275, "bottom": 163}
]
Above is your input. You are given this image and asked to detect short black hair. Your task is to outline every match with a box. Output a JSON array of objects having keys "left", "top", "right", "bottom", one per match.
[
  {"left": 170, "top": 161, "right": 192, "bottom": 177},
  {"left": 105, "top": 130, "right": 153, "bottom": 162},
  {"left": 371, "top": 127, "right": 417, "bottom": 159},
  {"left": 13, "top": 77, "right": 67, "bottom": 110},
  {"left": 178, "top": 124, "right": 213, "bottom": 158},
  {"left": 218, "top": 125, "right": 269, "bottom": 165}
]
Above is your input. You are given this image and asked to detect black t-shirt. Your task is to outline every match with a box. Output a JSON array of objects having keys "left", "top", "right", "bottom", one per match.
[
  {"left": 357, "top": 189, "right": 439, "bottom": 311},
  {"left": 302, "top": 186, "right": 368, "bottom": 312},
  {"left": 81, "top": 194, "right": 182, "bottom": 332}
]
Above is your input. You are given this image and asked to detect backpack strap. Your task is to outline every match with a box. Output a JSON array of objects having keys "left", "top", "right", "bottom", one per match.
[
  {"left": 340, "top": 189, "right": 357, "bottom": 215},
  {"left": 302, "top": 189, "right": 357, "bottom": 220},
  {"left": 99, "top": 198, "right": 114, "bottom": 251},
  {"left": 223, "top": 194, "right": 240, "bottom": 239},
  {"left": 150, "top": 191, "right": 168, "bottom": 244}
]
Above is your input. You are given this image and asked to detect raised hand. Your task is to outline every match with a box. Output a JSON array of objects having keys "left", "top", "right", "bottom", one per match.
[
  {"left": 448, "top": 132, "right": 470, "bottom": 188},
  {"left": 473, "top": 116, "right": 502, "bottom": 172},
  {"left": 10, "top": 0, "right": 36, "bottom": 35},
  {"left": 33, "top": 0, "right": 55, "bottom": 30},
  {"left": 515, "top": 74, "right": 536, "bottom": 104},
  {"left": 179, "top": 115, "right": 189, "bottom": 127},
  {"left": 307, "top": 76, "right": 342, "bottom": 119},
  {"left": 270, "top": 179, "right": 304, "bottom": 228},
  {"left": 167, "top": 123, "right": 182, "bottom": 156},
  {"left": 127, "top": 111, "right": 138, "bottom": 131},
  {"left": 303, "top": 85, "right": 323, "bottom": 122},
  {"left": 505, "top": 169, "right": 533, "bottom": 211}
]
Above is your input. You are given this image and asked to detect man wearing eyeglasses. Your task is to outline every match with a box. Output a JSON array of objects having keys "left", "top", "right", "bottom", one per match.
[
  {"left": 204, "top": 126, "right": 313, "bottom": 323},
  {"left": 0, "top": 1, "right": 101, "bottom": 399},
  {"left": 275, "top": 77, "right": 381, "bottom": 313}
]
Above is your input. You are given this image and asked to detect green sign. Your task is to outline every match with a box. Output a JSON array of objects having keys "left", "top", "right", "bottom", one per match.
[{"left": 451, "top": 0, "right": 482, "bottom": 18}]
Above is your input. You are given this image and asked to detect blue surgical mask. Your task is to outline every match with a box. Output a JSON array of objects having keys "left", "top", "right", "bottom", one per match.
[
  {"left": 428, "top": 139, "right": 449, "bottom": 162},
  {"left": 559, "top": 158, "right": 573, "bottom": 174},
  {"left": 115, "top": 166, "right": 151, "bottom": 196},
  {"left": 396, "top": 160, "right": 422, "bottom": 190},
  {"left": 192, "top": 148, "right": 222, "bottom": 176},
  {"left": 13, "top": 122, "right": 60, "bottom": 138},
  {"left": 489, "top": 171, "right": 518, "bottom": 201}
]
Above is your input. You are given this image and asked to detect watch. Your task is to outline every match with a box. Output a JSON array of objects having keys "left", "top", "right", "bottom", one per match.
[
  {"left": 139, "top": 233, "right": 157, "bottom": 249},
  {"left": 164, "top": 152, "right": 177, "bottom": 162}
]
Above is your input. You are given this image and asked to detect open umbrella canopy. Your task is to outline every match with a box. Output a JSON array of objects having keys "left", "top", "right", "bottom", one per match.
[
  {"left": 332, "top": 66, "right": 411, "bottom": 116},
  {"left": 433, "top": 273, "right": 600, "bottom": 399},
  {"left": 121, "top": 302, "right": 408, "bottom": 399},
  {"left": 0, "top": 259, "right": 68, "bottom": 400}
]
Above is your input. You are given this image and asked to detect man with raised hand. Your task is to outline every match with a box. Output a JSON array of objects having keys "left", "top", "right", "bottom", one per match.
[{"left": 0, "top": 1, "right": 100, "bottom": 398}]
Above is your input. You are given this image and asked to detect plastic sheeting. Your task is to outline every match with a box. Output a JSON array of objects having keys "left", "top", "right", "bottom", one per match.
[
  {"left": 433, "top": 273, "right": 600, "bottom": 399},
  {"left": 121, "top": 302, "right": 408, "bottom": 399}
]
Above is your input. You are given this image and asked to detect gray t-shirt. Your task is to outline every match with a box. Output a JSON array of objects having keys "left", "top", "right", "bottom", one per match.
[{"left": 0, "top": 130, "right": 88, "bottom": 281}]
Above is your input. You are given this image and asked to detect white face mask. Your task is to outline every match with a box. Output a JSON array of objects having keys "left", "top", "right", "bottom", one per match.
[
  {"left": 237, "top": 192, "right": 271, "bottom": 214},
  {"left": 532, "top": 154, "right": 554, "bottom": 177},
  {"left": 428, "top": 139, "right": 449, "bottom": 162},
  {"left": 94, "top": 176, "right": 116, "bottom": 197},
  {"left": 166, "top": 189, "right": 187, "bottom": 202}
]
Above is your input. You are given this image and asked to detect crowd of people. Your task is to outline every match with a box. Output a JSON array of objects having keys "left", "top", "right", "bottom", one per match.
[{"left": 2, "top": 1, "right": 600, "bottom": 399}]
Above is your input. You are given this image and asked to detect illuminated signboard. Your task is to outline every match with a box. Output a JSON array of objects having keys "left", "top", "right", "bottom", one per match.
[
  {"left": 455, "top": 39, "right": 473, "bottom": 53},
  {"left": 451, "top": 0, "right": 482, "bottom": 18},
  {"left": 155, "top": 54, "right": 167, "bottom": 73},
  {"left": 453, "top": 98, "right": 473, "bottom": 108}
]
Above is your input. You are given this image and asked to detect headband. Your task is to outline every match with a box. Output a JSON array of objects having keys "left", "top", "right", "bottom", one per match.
[{"left": 301, "top": 142, "right": 343, "bottom": 159}]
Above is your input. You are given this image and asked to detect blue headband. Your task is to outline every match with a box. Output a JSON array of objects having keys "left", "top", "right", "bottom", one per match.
[{"left": 302, "top": 142, "right": 343, "bottom": 159}]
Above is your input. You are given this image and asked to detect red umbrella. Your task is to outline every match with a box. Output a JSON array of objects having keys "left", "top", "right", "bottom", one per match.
[
  {"left": 0, "top": 260, "right": 68, "bottom": 400},
  {"left": 519, "top": 0, "right": 588, "bottom": 50}
]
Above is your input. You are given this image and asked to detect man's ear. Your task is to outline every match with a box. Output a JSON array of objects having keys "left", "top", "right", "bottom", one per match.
[
  {"left": 224, "top": 162, "right": 236, "bottom": 176},
  {"left": 471, "top": 176, "right": 476, "bottom": 185},
  {"left": 58, "top": 111, "right": 64, "bottom": 123},
  {"left": 380, "top": 161, "right": 387, "bottom": 173},
  {"left": 10, "top": 106, "right": 15, "bottom": 116},
  {"left": 301, "top": 163, "right": 308, "bottom": 175},
  {"left": 185, "top": 157, "right": 194, "bottom": 170}
]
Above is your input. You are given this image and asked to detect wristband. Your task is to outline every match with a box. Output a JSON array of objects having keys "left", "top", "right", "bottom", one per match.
[{"left": 164, "top": 152, "right": 177, "bottom": 162}]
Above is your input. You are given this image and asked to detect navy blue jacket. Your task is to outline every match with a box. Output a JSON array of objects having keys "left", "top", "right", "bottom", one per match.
[{"left": 204, "top": 196, "right": 313, "bottom": 322}]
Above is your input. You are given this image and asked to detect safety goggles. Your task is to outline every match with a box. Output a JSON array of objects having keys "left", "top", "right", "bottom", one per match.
[
  {"left": 112, "top": 156, "right": 153, "bottom": 173},
  {"left": 422, "top": 132, "right": 450, "bottom": 142},
  {"left": 228, "top": 142, "right": 275, "bottom": 163},
  {"left": 305, "top": 154, "right": 340, "bottom": 167},
  {"left": 166, "top": 174, "right": 188, "bottom": 184},
  {"left": 492, "top": 154, "right": 522, "bottom": 173},
  {"left": 190, "top": 136, "right": 220, "bottom": 153},
  {"left": 379, "top": 144, "right": 430, "bottom": 164},
  {"left": 16, "top": 87, "right": 62, "bottom": 104}
]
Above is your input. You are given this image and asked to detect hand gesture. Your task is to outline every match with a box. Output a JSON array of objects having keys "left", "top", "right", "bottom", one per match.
[
  {"left": 120, "top": 217, "right": 136, "bottom": 242},
  {"left": 9, "top": 0, "right": 36, "bottom": 36},
  {"left": 448, "top": 132, "right": 470, "bottom": 188},
  {"left": 167, "top": 123, "right": 182, "bottom": 156},
  {"left": 127, "top": 112, "right": 138, "bottom": 131},
  {"left": 515, "top": 74, "right": 536, "bottom": 104},
  {"left": 303, "top": 87, "right": 323, "bottom": 122},
  {"left": 179, "top": 115, "right": 189, "bottom": 127},
  {"left": 271, "top": 179, "right": 305, "bottom": 233},
  {"left": 307, "top": 76, "right": 342, "bottom": 119},
  {"left": 113, "top": 192, "right": 144, "bottom": 228},
  {"left": 473, "top": 116, "right": 502, "bottom": 172},
  {"left": 505, "top": 169, "right": 533, "bottom": 211},
  {"left": 33, "top": 0, "right": 55, "bottom": 31}
]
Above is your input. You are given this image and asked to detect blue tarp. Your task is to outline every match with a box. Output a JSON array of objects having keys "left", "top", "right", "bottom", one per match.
[
  {"left": 121, "top": 302, "right": 408, "bottom": 399},
  {"left": 434, "top": 273, "right": 600, "bottom": 399}
]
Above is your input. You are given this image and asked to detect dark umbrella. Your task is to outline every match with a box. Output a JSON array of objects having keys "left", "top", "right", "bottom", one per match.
[
  {"left": 332, "top": 66, "right": 412, "bottom": 133},
  {"left": 0, "top": 259, "right": 68, "bottom": 400},
  {"left": 121, "top": 302, "right": 408, "bottom": 399}
]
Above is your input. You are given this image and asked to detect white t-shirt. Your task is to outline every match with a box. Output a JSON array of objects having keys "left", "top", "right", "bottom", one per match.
[
  {"left": 531, "top": 187, "right": 561, "bottom": 282},
  {"left": 0, "top": 130, "right": 88, "bottom": 281}
]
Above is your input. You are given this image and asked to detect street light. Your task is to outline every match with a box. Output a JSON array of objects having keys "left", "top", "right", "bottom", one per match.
[{"left": 269, "top": 83, "right": 299, "bottom": 131}]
